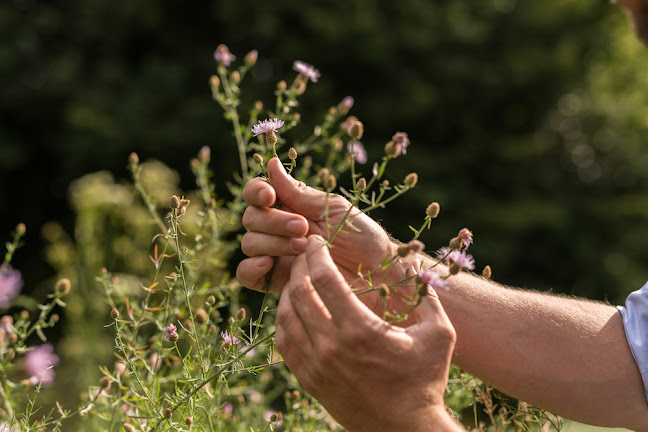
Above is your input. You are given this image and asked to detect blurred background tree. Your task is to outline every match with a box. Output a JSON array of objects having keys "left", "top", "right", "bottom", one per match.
[{"left": 2, "top": 0, "right": 648, "bottom": 414}]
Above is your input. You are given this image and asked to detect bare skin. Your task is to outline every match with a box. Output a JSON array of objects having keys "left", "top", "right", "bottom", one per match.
[{"left": 237, "top": 159, "right": 648, "bottom": 430}]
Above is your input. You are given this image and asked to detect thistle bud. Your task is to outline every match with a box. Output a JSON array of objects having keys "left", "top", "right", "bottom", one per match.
[
  {"left": 209, "top": 75, "right": 220, "bottom": 89},
  {"left": 185, "top": 417, "right": 193, "bottom": 426},
  {"left": 244, "top": 49, "right": 258, "bottom": 67},
  {"left": 382, "top": 180, "right": 390, "bottom": 188},
  {"left": 417, "top": 285, "right": 428, "bottom": 296},
  {"left": 269, "top": 412, "right": 282, "bottom": 422},
  {"left": 100, "top": 375, "right": 112, "bottom": 389},
  {"left": 333, "top": 139, "right": 343, "bottom": 152},
  {"left": 170, "top": 195, "right": 181, "bottom": 209},
  {"left": 317, "top": 168, "right": 330, "bottom": 182},
  {"left": 328, "top": 106, "right": 338, "bottom": 116},
  {"left": 228, "top": 316, "right": 235, "bottom": 326},
  {"left": 292, "top": 390, "right": 301, "bottom": 401},
  {"left": 208, "top": 324, "right": 217, "bottom": 335},
  {"left": 404, "top": 173, "right": 418, "bottom": 188},
  {"left": 210, "top": 310, "right": 221, "bottom": 321},
  {"left": 110, "top": 308, "right": 119, "bottom": 320},
  {"left": 288, "top": 147, "right": 297, "bottom": 160},
  {"left": 168, "top": 333, "right": 179, "bottom": 343},
  {"left": 324, "top": 174, "right": 337, "bottom": 191},
  {"left": 230, "top": 70, "right": 241, "bottom": 84},
  {"left": 426, "top": 202, "right": 440, "bottom": 218},
  {"left": 129, "top": 152, "right": 139, "bottom": 165},
  {"left": 379, "top": 284, "right": 390, "bottom": 297},
  {"left": 163, "top": 408, "right": 172, "bottom": 419},
  {"left": 449, "top": 263, "right": 460, "bottom": 275},
  {"left": 277, "top": 80, "right": 287, "bottom": 92},
  {"left": 15, "top": 223, "right": 26, "bottom": 235},
  {"left": 207, "top": 295, "right": 216, "bottom": 305},
  {"left": 356, "top": 177, "right": 367, "bottom": 192},
  {"left": 123, "top": 423, "right": 136, "bottom": 431},
  {"left": 397, "top": 244, "right": 410, "bottom": 257},
  {"left": 385, "top": 141, "right": 398, "bottom": 157},
  {"left": 349, "top": 120, "right": 364, "bottom": 140},
  {"left": 337, "top": 96, "right": 354, "bottom": 115},
  {"left": 407, "top": 240, "right": 425, "bottom": 254},
  {"left": 482, "top": 265, "right": 492, "bottom": 279},
  {"left": 195, "top": 308, "right": 208, "bottom": 324},
  {"left": 54, "top": 278, "right": 71, "bottom": 296},
  {"left": 236, "top": 308, "right": 246, "bottom": 321},
  {"left": 254, "top": 100, "right": 263, "bottom": 111},
  {"left": 199, "top": 146, "right": 211, "bottom": 164}
]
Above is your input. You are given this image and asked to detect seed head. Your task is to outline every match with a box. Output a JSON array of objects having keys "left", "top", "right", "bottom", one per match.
[
  {"left": 208, "top": 324, "right": 217, "bottom": 335},
  {"left": 317, "top": 168, "right": 330, "bottom": 183},
  {"left": 404, "top": 173, "right": 418, "bottom": 188},
  {"left": 54, "top": 278, "right": 71, "bottom": 296},
  {"left": 288, "top": 147, "right": 297, "bottom": 160},
  {"left": 426, "top": 202, "right": 440, "bottom": 218}
]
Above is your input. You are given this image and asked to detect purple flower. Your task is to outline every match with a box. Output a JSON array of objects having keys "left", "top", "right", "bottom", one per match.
[
  {"left": 417, "top": 269, "right": 448, "bottom": 290},
  {"left": 293, "top": 60, "right": 320, "bottom": 83},
  {"left": 223, "top": 402, "right": 233, "bottom": 416},
  {"left": 251, "top": 118, "right": 285, "bottom": 137},
  {"left": 263, "top": 410, "right": 284, "bottom": 427},
  {"left": 25, "top": 344, "right": 59, "bottom": 386},
  {"left": 164, "top": 324, "right": 178, "bottom": 341},
  {"left": 0, "top": 265, "right": 22, "bottom": 309},
  {"left": 447, "top": 250, "right": 475, "bottom": 271},
  {"left": 457, "top": 228, "right": 473, "bottom": 248},
  {"left": 347, "top": 141, "right": 367, "bottom": 164},
  {"left": 214, "top": 44, "right": 236, "bottom": 66},
  {"left": 392, "top": 132, "right": 411, "bottom": 156},
  {"left": 436, "top": 246, "right": 452, "bottom": 259},
  {"left": 220, "top": 330, "right": 239, "bottom": 346}
]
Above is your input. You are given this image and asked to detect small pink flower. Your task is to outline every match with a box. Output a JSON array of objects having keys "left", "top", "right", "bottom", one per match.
[
  {"left": 214, "top": 44, "right": 235, "bottom": 66},
  {"left": 164, "top": 324, "right": 178, "bottom": 341},
  {"left": 417, "top": 269, "right": 448, "bottom": 290},
  {"left": 447, "top": 250, "right": 475, "bottom": 271},
  {"left": 457, "top": 228, "right": 473, "bottom": 248},
  {"left": 25, "top": 344, "right": 59, "bottom": 386},
  {"left": 263, "top": 410, "right": 284, "bottom": 427},
  {"left": 392, "top": 132, "right": 411, "bottom": 156},
  {"left": 293, "top": 60, "right": 320, "bottom": 83},
  {"left": 348, "top": 141, "right": 367, "bottom": 164},
  {"left": 220, "top": 330, "right": 239, "bottom": 346},
  {"left": 251, "top": 118, "right": 285, "bottom": 137},
  {"left": 0, "top": 265, "right": 22, "bottom": 309}
]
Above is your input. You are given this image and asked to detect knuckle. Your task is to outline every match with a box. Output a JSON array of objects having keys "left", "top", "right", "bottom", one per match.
[
  {"left": 288, "top": 280, "right": 311, "bottom": 305},
  {"left": 309, "top": 267, "right": 333, "bottom": 288},
  {"left": 241, "top": 207, "right": 255, "bottom": 228},
  {"left": 318, "top": 339, "right": 340, "bottom": 363},
  {"left": 240, "top": 234, "right": 254, "bottom": 256}
]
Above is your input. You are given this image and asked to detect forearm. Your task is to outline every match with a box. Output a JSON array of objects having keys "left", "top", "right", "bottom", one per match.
[{"left": 417, "top": 255, "right": 648, "bottom": 430}]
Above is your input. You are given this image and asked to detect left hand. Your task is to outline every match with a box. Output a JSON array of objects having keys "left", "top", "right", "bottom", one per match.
[{"left": 274, "top": 235, "right": 461, "bottom": 432}]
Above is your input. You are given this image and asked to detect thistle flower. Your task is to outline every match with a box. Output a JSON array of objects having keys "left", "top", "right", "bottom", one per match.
[
  {"left": 25, "top": 344, "right": 59, "bottom": 386},
  {"left": 292, "top": 60, "right": 320, "bottom": 83},
  {"left": 164, "top": 324, "right": 178, "bottom": 341},
  {"left": 446, "top": 250, "right": 475, "bottom": 272},
  {"left": 338, "top": 96, "right": 354, "bottom": 115},
  {"left": 251, "top": 118, "right": 285, "bottom": 137},
  {"left": 457, "top": 228, "right": 474, "bottom": 248},
  {"left": 392, "top": 132, "right": 411, "bottom": 155},
  {"left": 221, "top": 330, "right": 239, "bottom": 347},
  {"left": 0, "top": 265, "right": 22, "bottom": 309},
  {"left": 417, "top": 269, "right": 448, "bottom": 290},
  {"left": 347, "top": 141, "right": 367, "bottom": 164},
  {"left": 214, "top": 44, "right": 235, "bottom": 66}
]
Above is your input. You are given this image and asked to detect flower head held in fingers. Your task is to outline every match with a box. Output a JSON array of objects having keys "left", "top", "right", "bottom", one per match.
[
  {"left": 252, "top": 118, "right": 285, "bottom": 147},
  {"left": 292, "top": 60, "right": 320, "bottom": 83},
  {"left": 447, "top": 250, "right": 475, "bottom": 274}
]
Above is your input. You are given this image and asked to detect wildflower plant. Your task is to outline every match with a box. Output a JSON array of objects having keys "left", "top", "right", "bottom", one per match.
[{"left": 0, "top": 46, "right": 560, "bottom": 431}]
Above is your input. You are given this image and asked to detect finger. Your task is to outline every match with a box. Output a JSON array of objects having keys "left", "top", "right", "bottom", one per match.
[
  {"left": 304, "top": 235, "right": 377, "bottom": 325},
  {"left": 242, "top": 206, "right": 309, "bottom": 237},
  {"left": 406, "top": 286, "right": 455, "bottom": 339},
  {"left": 235, "top": 256, "right": 292, "bottom": 292},
  {"left": 241, "top": 232, "right": 307, "bottom": 256},
  {"left": 242, "top": 176, "right": 276, "bottom": 207},
  {"left": 276, "top": 284, "right": 313, "bottom": 359},
  {"left": 275, "top": 325, "right": 305, "bottom": 378},
  {"left": 267, "top": 158, "right": 330, "bottom": 220},
  {"left": 287, "top": 253, "right": 334, "bottom": 339}
]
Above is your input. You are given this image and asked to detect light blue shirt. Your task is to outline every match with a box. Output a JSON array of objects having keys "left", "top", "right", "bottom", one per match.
[{"left": 619, "top": 281, "right": 648, "bottom": 400}]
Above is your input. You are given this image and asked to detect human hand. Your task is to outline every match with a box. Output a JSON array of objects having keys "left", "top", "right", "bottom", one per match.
[
  {"left": 275, "top": 236, "right": 461, "bottom": 432},
  {"left": 236, "top": 158, "right": 419, "bottom": 317}
]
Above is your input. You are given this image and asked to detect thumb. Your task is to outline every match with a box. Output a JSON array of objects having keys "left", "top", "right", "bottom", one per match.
[
  {"left": 407, "top": 286, "right": 455, "bottom": 338},
  {"left": 267, "top": 158, "right": 329, "bottom": 219}
]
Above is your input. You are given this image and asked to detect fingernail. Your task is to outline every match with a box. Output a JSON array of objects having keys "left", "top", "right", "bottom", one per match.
[
  {"left": 254, "top": 256, "right": 268, "bottom": 267},
  {"left": 291, "top": 237, "right": 307, "bottom": 252},
  {"left": 286, "top": 220, "right": 306, "bottom": 236},
  {"left": 258, "top": 188, "right": 271, "bottom": 205}
]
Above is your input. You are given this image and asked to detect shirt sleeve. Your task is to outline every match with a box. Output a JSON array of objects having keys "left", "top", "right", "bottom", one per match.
[{"left": 618, "top": 281, "right": 648, "bottom": 400}]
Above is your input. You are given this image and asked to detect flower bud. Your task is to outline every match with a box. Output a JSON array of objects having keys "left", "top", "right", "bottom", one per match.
[
  {"left": 426, "top": 202, "right": 440, "bottom": 218},
  {"left": 163, "top": 408, "right": 172, "bottom": 419},
  {"left": 210, "top": 310, "right": 221, "bottom": 321},
  {"left": 185, "top": 416, "right": 193, "bottom": 426},
  {"left": 123, "top": 423, "right": 136, "bottom": 431},
  {"left": 277, "top": 80, "right": 287, "bottom": 92},
  {"left": 168, "top": 333, "right": 179, "bottom": 343},
  {"left": 254, "top": 100, "right": 263, "bottom": 111},
  {"left": 356, "top": 177, "right": 367, "bottom": 192},
  {"left": 207, "top": 295, "right": 216, "bottom": 305},
  {"left": 317, "top": 168, "right": 330, "bottom": 183},
  {"left": 55, "top": 278, "right": 71, "bottom": 296},
  {"left": 244, "top": 49, "right": 258, "bottom": 67},
  {"left": 236, "top": 308, "right": 246, "bottom": 321},
  {"left": 385, "top": 141, "right": 398, "bottom": 157},
  {"left": 482, "top": 265, "right": 492, "bottom": 279},
  {"left": 407, "top": 240, "right": 425, "bottom": 254},
  {"left": 382, "top": 180, "right": 390, "bottom": 188},
  {"left": 328, "top": 106, "right": 338, "bottom": 116},
  {"left": 170, "top": 195, "right": 181, "bottom": 209},
  {"left": 417, "top": 284, "right": 428, "bottom": 296},
  {"left": 129, "top": 152, "right": 139, "bottom": 165},
  {"left": 265, "top": 130, "right": 277, "bottom": 146},
  {"left": 100, "top": 375, "right": 112, "bottom": 389},
  {"left": 228, "top": 316, "right": 235, "bottom": 326},
  {"left": 288, "top": 147, "right": 297, "bottom": 160},
  {"left": 15, "top": 223, "right": 26, "bottom": 235},
  {"left": 378, "top": 284, "right": 390, "bottom": 297},
  {"left": 195, "top": 308, "right": 208, "bottom": 325},
  {"left": 397, "top": 244, "right": 410, "bottom": 257},
  {"left": 337, "top": 96, "right": 354, "bottom": 115},
  {"left": 449, "top": 263, "right": 460, "bottom": 275},
  {"left": 449, "top": 236, "right": 462, "bottom": 250},
  {"left": 199, "top": 146, "right": 211, "bottom": 164},
  {"left": 230, "top": 70, "right": 241, "bottom": 84},
  {"left": 110, "top": 308, "right": 119, "bottom": 320},
  {"left": 404, "top": 173, "right": 418, "bottom": 188},
  {"left": 208, "top": 324, "right": 217, "bottom": 335},
  {"left": 210, "top": 75, "right": 220, "bottom": 89},
  {"left": 324, "top": 174, "right": 337, "bottom": 191},
  {"left": 349, "top": 120, "right": 364, "bottom": 140},
  {"left": 333, "top": 139, "right": 343, "bottom": 152},
  {"left": 292, "top": 390, "right": 301, "bottom": 401}
]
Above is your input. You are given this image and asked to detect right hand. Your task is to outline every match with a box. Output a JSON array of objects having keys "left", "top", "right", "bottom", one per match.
[{"left": 236, "top": 158, "right": 420, "bottom": 317}]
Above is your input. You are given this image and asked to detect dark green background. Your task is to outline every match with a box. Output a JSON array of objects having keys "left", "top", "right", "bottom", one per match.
[{"left": 3, "top": 0, "right": 648, "bottom": 304}]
